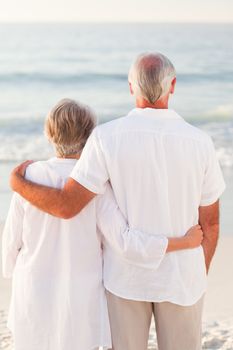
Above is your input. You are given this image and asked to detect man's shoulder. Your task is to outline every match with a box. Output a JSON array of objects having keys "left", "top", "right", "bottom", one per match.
[
  {"left": 96, "top": 116, "right": 126, "bottom": 135},
  {"left": 93, "top": 110, "right": 213, "bottom": 148},
  {"left": 90, "top": 116, "right": 129, "bottom": 146},
  {"left": 178, "top": 118, "right": 212, "bottom": 145}
]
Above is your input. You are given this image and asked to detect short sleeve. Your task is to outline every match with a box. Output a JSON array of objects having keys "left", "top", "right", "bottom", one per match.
[
  {"left": 200, "top": 138, "right": 226, "bottom": 206},
  {"left": 70, "top": 128, "right": 109, "bottom": 194}
]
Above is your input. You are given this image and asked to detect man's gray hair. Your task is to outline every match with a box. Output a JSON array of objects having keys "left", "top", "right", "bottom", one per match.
[{"left": 128, "top": 52, "right": 176, "bottom": 104}]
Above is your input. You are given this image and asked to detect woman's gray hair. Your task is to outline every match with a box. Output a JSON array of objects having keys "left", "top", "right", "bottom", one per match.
[
  {"left": 128, "top": 52, "right": 176, "bottom": 104},
  {"left": 45, "top": 98, "right": 97, "bottom": 157}
]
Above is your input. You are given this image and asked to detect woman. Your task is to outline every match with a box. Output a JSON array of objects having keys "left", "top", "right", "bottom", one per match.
[{"left": 2, "top": 99, "right": 203, "bottom": 350}]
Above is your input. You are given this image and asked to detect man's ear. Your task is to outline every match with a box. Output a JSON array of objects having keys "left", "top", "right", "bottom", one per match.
[
  {"left": 129, "top": 82, "right": 134, "bottom": 95},
  {"left": 170, "top": 77, "right": 176, "bottom": 94}
]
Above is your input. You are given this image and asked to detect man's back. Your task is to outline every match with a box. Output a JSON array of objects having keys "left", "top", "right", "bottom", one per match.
[
  {"left": 98, "top": 108, "right": 211, "bottom": 235},
  {"left": 72, "top": 107, "right": 225, "bottom": 305}
]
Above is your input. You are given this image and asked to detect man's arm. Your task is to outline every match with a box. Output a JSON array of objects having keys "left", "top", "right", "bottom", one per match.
[
  {"left": 199, "top": 200, "right": 220, "bottom": 273},
  {"left": 10, "top": 161, "right": 96, "bottom": 219}
]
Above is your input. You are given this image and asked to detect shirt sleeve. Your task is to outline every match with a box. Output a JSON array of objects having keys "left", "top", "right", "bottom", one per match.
[
  {"left": 200, "top": 137, "right": 226, "bottom": 206},
  {"left": 96, "top": 183, "right": 168, "bottom": 270},
  {"left": 70, "top": 128, "right": 109, "bottom": 194},
  {"left": 2, "top": 193, "right": 24, "bottom": 278}
]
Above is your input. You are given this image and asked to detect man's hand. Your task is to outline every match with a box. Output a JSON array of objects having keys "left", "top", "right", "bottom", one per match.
[
  {"left": 9, "top": 160, "right": 96, "bottom": 219},
  {"left": 10, "top": 160, "right": 34, "bottom": 191}
]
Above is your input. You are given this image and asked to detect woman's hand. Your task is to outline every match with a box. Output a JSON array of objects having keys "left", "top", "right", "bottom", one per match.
[{"left": 184, "top": 224, "right": 204, "bottom": 249}]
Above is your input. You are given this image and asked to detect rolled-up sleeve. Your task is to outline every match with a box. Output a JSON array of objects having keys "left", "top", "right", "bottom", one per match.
[
  {"left": 70, "top": 127, "right": 109, "bottom": 194},
  {"left": 2, "top": 193, "right": 24, "bottom": 278},
  {"left": 96, "top": 184, "right": 168, "bottom": 270},
  {"left": 200, "top": 137, "right": 226, "bottom": 206}
]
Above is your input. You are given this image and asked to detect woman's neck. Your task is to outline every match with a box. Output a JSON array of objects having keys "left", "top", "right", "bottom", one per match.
[{"left": 56, "top": 154, "right": 81, "bottom": 160}]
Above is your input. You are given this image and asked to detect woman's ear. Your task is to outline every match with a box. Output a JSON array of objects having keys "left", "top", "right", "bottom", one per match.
[
  {"left": 129, "top": 82, "right": 134, "bottom": 95},
  {"left": 170, "top": 77, "right": 176, "bottom": 94}
]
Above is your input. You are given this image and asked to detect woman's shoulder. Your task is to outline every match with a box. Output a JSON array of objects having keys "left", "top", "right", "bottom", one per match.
[
  {"left": 25, "top": 160, "right": 49, "bottom": 180},
  {"left": 25, "top": 158, "right": 77, "bottom": 188},
  {"left": 25, "top": 159, "right": 63, "bottom": 187}
]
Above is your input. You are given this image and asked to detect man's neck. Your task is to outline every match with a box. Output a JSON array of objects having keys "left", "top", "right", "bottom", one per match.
[{"left": 136, "top": 95, "right": 169, "bottom": 109}]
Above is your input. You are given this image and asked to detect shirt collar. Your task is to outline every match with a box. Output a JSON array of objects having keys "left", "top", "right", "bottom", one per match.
[{"left": 128, "top": 108, "right": 183, "bottom": 120}]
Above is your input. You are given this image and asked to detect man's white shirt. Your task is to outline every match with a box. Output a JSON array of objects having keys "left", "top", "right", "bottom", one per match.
[{"left": 71, "top": 108, "right": 226, "bottom": 306}]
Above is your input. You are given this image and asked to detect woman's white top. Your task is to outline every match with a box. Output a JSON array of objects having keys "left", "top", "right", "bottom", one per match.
[{"left": 2, "top": 157, "right": 168, "bottom": 350}]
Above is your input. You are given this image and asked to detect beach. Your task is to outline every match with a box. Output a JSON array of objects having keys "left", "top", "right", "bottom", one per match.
[
  {"left": 0, "top": 22, "right": 232, "bottom": 350},
  {"left": 1, "top": 222, "right": 233, "bottom": 350}
]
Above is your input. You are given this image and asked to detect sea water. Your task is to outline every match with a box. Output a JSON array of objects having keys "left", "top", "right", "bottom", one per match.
[{"left": 0, "top": 23, "right": 232, "bottom": 231}]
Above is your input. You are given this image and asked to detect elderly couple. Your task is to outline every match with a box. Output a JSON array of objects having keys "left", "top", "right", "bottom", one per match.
[{"left": 2, "top": 52, "right": 225, "bottom": 350}]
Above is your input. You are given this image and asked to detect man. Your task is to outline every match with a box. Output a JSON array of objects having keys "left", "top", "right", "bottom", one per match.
[{"left": 10, "top": 52, "right": 225, "bottom": 350}]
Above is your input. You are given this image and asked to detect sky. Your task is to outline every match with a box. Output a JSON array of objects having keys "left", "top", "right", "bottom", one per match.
[{"left": 1, "top": 0, "right": 233, "bottom": 23}]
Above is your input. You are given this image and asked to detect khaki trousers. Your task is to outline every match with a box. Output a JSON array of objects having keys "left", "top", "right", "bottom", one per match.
[{"left": 106, "top": 291, "right": 204, "bottom": 350}]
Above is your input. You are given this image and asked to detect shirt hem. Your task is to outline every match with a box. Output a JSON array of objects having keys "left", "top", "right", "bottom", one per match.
[
  {"left": 90, "top": 344, "right": 112, "bottom": 350},
  {"left": 200, "top": 184, "right": 226, "bottom": 206},
  {"left": 70, "top": 172, "right": 105, "bottom": 194},
  {"left": 104, "top": 284, "right": 207, "bottom": 307}
]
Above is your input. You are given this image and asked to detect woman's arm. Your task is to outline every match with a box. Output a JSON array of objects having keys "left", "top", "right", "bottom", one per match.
[
  {"left": 2, "top": 194, "right": 24, "bottom": 278},
  {"left": 96, "top": 185, "right": 203, "bottom": 270},
  {"left": 167, "top": 226, "right": 203, "bottom": 252}
]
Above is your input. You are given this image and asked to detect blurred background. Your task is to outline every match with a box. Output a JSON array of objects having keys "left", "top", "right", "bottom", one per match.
[
  {"left": 0, "top": 1, "right": 233, "bottom": 348},
  {"left": 0, "top": 22, "right": 232, "bottom": 232}
]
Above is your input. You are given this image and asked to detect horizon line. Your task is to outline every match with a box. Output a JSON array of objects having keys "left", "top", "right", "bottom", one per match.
[{"left": 0, "top": 20, "right": 233, "bottom": 24}]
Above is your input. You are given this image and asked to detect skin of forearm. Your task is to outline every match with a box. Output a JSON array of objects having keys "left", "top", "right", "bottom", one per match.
[
  {"left": 11, "top": 174, "right": 67, "bottom": 217},
  {"left": 199, "top": 201, "right": 220, "bottom": 273},
  {"left": 11, "top": 174, "right": 95, "bottom": 219},
  {"left": 166, "top": 237, "right": 191, "bottom": 252},
  {"left": 201, "top": 223, "right": 219, "bottom": 273}
]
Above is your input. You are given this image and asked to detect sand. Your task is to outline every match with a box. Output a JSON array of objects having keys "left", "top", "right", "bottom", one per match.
[{"left": 0, "top": 222, "right": 233, "bottom": 350}]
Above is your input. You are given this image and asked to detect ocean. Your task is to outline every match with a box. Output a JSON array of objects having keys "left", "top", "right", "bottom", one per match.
[{"left": 0, "top": 23, "right": 232, "bottom": 231}]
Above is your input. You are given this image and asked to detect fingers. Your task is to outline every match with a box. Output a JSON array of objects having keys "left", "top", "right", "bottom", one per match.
[
  {"left": 193, "top": 224, "right": 201, "bottom": 229},
  {"left": 14, "top": 160, "right": 34, "bottom": 177},
  {"left": 187, "top": 224, "right": 201, "bottom": 234},
  {"left": 18, "top": 160, "right": 34, "bottom": 168},
  {"left": 10, "top": 160, "right": 34, "bottom": 192},
  {"left": 190, "top": 224, "right": 202, "bottom": 233}
]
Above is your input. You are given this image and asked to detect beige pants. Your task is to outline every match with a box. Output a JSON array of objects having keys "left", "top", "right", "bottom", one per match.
[{"left": 106, "top": 291, "right": 204, "bottom": 350}]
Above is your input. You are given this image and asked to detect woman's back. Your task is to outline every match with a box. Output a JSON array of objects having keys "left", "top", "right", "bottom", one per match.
[
  {"left": 4, "top": 157, "right": 111, "bottom": 350},
  {"left": 20, "top": 158, "right": 101, "bottom": 277}
]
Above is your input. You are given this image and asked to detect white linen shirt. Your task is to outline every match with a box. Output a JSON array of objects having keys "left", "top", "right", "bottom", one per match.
[
  {"left": 71, "top": 108, "right": 226, "bottom": 306},
  {"left": 2, "top": 157, "right": 168, "bottom": 350}
]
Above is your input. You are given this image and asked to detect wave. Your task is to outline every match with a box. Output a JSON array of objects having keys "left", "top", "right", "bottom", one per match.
[
  {"left": 0, "top": 120, "right": 232, "bottom": 169},
  {"left": 0, "top": 72, "right": 127, "bottom": 85},
  {"left": 1, "top": 105, "right": 232, "bottom": 129},
  {"left": 1, "top": 139, "right": 231, "bottom": 169},
  {"left": 0, "top": 71, "right": 232, "bottom": 85},
  {"left": 203, "top": 105, "right": 233, "bottom": 119},
  {"left": 0, "top": 134, "right": 53, "bottom": 162},
  {"left": 178, "top": 72, "right": 233, "bottom": 83}
]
